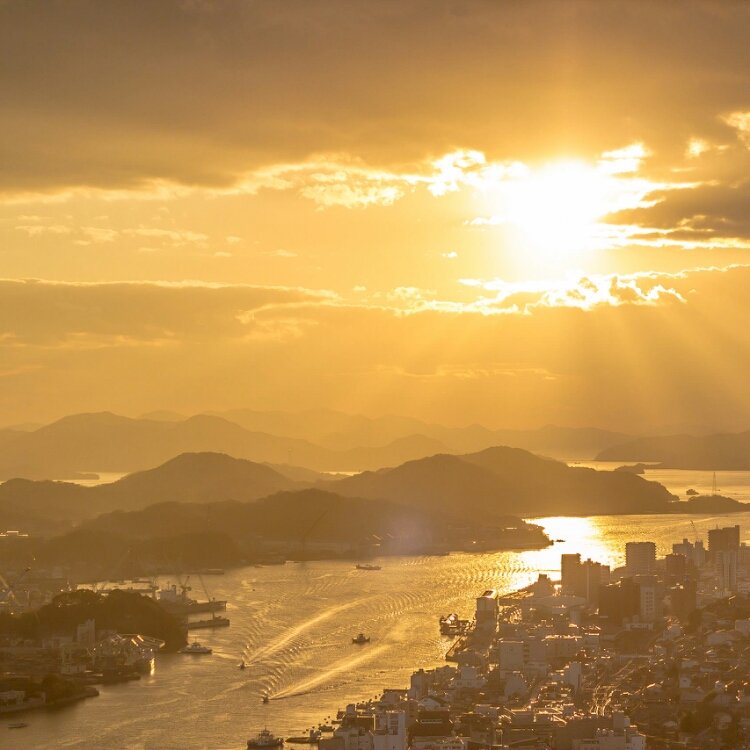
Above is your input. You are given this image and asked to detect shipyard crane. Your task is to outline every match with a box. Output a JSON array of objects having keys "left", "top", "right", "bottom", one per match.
[
  {"left": 300, "top": 506, "right": 333, "bottom": 548},
  {"left": 0, "top": 566, "right": 31, "bottom": 613}
]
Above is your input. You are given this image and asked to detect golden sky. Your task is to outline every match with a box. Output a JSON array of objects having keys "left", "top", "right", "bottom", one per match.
[{"left": 2, "top": 1, "right": 750, "bottom": 430}]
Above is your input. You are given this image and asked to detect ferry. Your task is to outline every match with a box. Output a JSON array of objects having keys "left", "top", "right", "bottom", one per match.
[
  {"left": 247, "top": 729, "right": 284, "bottom": 748},
  {"left": 187, "top": 614, "right": 230, "bottom": 629},
  {"left": 352, "top": 633, "right": 370, "bottom": 644},
  {"left": 355, "top": 563, "right": 381, "bottom": 571},
  {"left": 179, "top": 641, "right": 212, "bottom": 655}
]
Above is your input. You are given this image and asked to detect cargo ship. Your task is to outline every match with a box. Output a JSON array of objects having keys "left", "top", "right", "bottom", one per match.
[{"left": 156, "top": 583, "right": 226, "bottom": 615}]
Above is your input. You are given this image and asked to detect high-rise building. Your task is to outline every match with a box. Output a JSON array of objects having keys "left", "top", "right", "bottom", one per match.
[
  {"left": 625, "top": 542, "right": 656, "bottom": 575},
  {"left": 668, "top": 580, "right": 697, "bottom": 620},
  {"left": 561, "top": 554, "right": 609, "bottom": 604},
  {"left": 708, "top": 525, "right": 740, "bottom": 557},
  {"left": 598, "top": 578, "right": 640, "bottom": 624},
  {"left": 672, "top": 538, "right": 706, "bottom": 568},
  {"left": 561, "top": 553, "right": 582, "bottom": 595},
  {"left": 635, "top": 575, "right": 661, "bottom": 622},
  {"left": 665, "top": 552, "right": 687, "bottom": 581},
  {"left": 715, "top": 549, "right": 738, "bottom": 593}
]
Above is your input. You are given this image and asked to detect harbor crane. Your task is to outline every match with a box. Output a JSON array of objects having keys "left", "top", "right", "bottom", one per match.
[{"left": 0, "top": 566, "right": 31, "bottom": 613}]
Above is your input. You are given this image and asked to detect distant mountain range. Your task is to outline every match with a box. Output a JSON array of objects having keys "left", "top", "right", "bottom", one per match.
[
  {"left": 0, "top": 409, "right": 634, "bottom": 480},
  {"left": 0, "top": 453, "right": 299, "bottom": 533},
  {"left": 331, "top": 446, "right": 676, "bottom": 518},
  {"left": 596, "top": 431, "right": 750, "bottom": 469},
  {"left": 0, "top": 446, "right": 678, "bottom": 542}
]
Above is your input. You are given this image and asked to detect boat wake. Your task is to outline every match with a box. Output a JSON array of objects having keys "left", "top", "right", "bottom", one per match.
[
  {"left": 272, "top": 643, "right": 389, "bottom": 699},
  {"left": 243, "top": 597, "right": 374, "bottom": 664}
]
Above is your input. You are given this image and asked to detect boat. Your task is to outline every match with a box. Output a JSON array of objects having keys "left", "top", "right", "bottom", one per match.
[
  {"left": 352, "top": 633, "right": 370, "bottom": 644},
  {"left": 8, "top": 722, "right": 28, "bottom": 729},
  {"left": 239, "top": 660, "right": 246, "bottom": 670},
  {"left": 157, "top": 582, "right": 227, "bottom": 615},
  {"left": 247, "top": 728, "right": 283, "bottom": 748},
  {"left": 439, "top": 613, "right": 469, "bottom": 636},
  {"left": 355, "top": 563, "right": 381, "bottom": 571},
  {"left": 262, "top": 694, "right": 270, "bottom": 704},
  {"left": 187, "top": 614, "right": 230, "bottom": 629},
  {"left": 179, "top": 641, "right": 212, "bottom": 654},
  {"left": 318, "top": 725, "right": 334, "bottom": 733},
  {"left": 286, "top": 730, "right": 321, "bottom": 744}
]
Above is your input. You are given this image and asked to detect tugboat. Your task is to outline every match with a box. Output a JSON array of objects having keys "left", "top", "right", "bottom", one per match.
[
  {"left": 179, "top": 641, "right": 212, "bottom": 654},
  {"left": 352, "top": 633, "right": 370, "bottom": 644},
  {"left": 355, "top": 563, "right": 381, "bottom": 571},
  {"left": 247, "top": 728, "right": 283, "bottom": 748}
]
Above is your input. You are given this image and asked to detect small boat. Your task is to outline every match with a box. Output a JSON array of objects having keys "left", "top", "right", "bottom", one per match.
[
  {"left": 179, "top": 641, "right": 212, "bottom": 654},
  {"left": 262, "top": 694, "right": 270, "bottom": 704},
  {"left": 8, "top": 722, "right": 28, "bottom": 729},
  {"left": 247, "top": 728, "right": 283, "bottom": 748},
  {"left": 239, "top": 660, "right": 246, "bottom": 670},
  {"left": 318, "top": 725, "right": 334, "bottom": 733},
  {"left": 187, "top": 614, "right": 230, "bottom": 629},
  {"left": 286, "top": 730, "right": 321, "bottom": 744},
  {"left": 355, "top": 563, "right": 381, "bottom": 571},
  {"left": 352, "top": 633, "right": 370, "bottom": 644}
]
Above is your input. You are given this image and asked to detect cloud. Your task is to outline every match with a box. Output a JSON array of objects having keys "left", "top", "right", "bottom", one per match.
[
  {"left": 607, "top": 179, "right": 750, "bottom": 241},
  {"left": 0, "top": 279, "right": 333, "bottom": 347},
  {"left": 2, "top": 266, "right": 750, "bottom": 430},
  {"left": 2, "top": 1, "right": 750, "bottom": 197}
]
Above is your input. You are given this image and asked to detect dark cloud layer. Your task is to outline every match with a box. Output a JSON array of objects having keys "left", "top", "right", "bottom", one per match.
[{"left": 2, "top": 0, "right": 750, "bottom": 193}]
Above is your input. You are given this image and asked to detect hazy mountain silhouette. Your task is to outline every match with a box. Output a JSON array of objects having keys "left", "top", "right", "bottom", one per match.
[
  {"left": 79, "top": 488, "right": 463, "bottom": 544},
  {"left": 214, "top": 408, "right": 631, "bottom": 459},
  {"left": 596, "top": 431, "right": 750, "bottom": 469},
  {"left": 0, "top": 411, "right": 452, "bottom": 478},
  {"left": 93, "top": 452, "right": 297, "bottom": 509},
  {"left": 0, "top": 453, "right": 297, "bottom": 532},
  {"left": 331, "top": 446, "right": 676, "bottom": 517}
]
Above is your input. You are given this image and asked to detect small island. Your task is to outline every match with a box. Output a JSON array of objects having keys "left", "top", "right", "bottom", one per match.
[
  {"left": 679, "top": 494, "right": 749, "bottom": 513},
  {"left": 614, "top": 463, "right": 652, "bottom": 475}
]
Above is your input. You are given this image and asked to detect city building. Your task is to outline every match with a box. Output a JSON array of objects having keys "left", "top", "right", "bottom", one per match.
[{"left": 625, "top": 542, "right": 655, "bottom": 575}]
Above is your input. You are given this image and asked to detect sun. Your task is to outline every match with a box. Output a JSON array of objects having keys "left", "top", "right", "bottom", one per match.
[
  {"left": 472, "top": 153, "right": 652, "bottom": 275},
  {"left": 498, "top": 160, "right": 620, "bottom": 270}
]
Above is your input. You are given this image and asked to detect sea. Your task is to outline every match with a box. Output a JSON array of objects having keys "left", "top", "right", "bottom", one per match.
[{"left": 9, "top": 465, "right": 750, "bottom": 750}]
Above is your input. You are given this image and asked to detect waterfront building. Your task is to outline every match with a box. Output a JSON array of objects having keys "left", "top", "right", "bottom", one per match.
[
  {"left": 561, "top": 554, "right": 582, "bottom": 595},
  {"left": 372, "top": 710, "right": 407, "bottom": 750},
  {"left": 561, "top": 554, "right": 610, "bottom": 605},
  {"left": 624, "top": 542, "right": 655, "bottom": 575},
  {"left": 474, "top": 590, "right": 500, "bottom": 633}
]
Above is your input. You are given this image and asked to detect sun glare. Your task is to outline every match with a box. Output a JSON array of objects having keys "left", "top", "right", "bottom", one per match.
[
  {"left": 506, "top": 161, "right": 612, "bottom": 258},
  {"left": 472, "top": 152, "right": 654, "bottom": 274}
]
